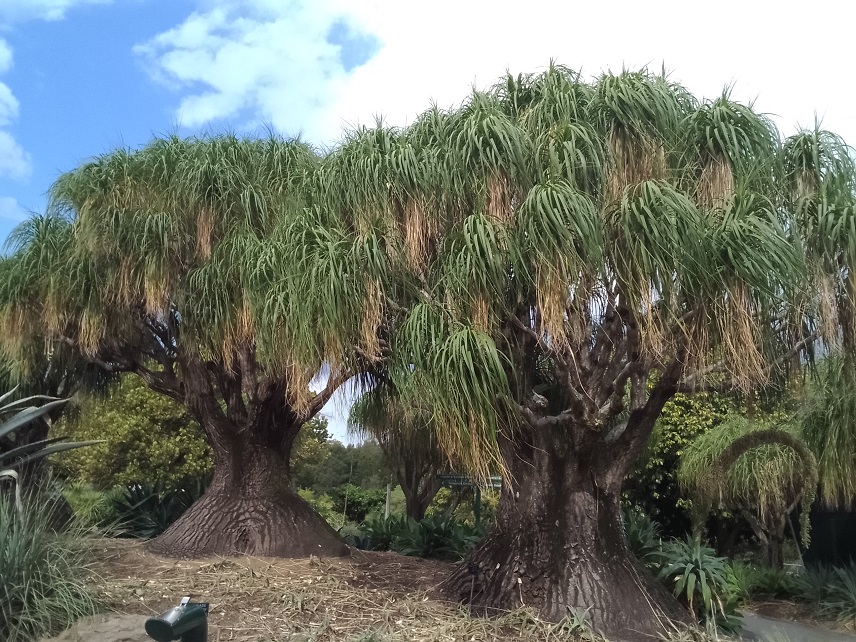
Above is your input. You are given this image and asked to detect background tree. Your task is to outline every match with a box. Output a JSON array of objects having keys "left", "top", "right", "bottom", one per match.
[
  {"left": 312, "top": 66, "right": 856, "bottom": 639},
  {"left": 289, "top": 416, "right": 331, "bottom": 489},
  {"left": 294, "top": 438, "right": 390, "bottom": 495},
  {"left": 350, "top": 386, "right": 447, "bottom": 521},
  {"left": 0, "top": 135, "right": 378, "bottom": 557},
  {"left": 679, "top": 416, "right": 817, "bottom": 568},
  {"left": 54, "top": 374, "right": 212, "bottom": 490}
]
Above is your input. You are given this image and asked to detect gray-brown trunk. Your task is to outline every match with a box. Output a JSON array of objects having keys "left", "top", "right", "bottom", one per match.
[
  {"left": 440, "top": 425, "right": 688, "bottom": 641},
  {"left": 148, "top": 429, "right": 349, "bottom": 558}
]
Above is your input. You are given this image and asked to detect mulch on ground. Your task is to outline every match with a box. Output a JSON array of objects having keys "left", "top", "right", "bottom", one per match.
[{"left": 84, "top": 538, "right": 587, "bottom": 642}]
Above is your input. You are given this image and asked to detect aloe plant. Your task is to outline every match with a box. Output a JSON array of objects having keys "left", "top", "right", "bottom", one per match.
[{"left": 0, "top": 387, "right": 99, "bottom": 504}]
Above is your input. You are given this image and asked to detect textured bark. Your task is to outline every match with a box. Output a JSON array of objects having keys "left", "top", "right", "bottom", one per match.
[
  {"left": 440, "top": 424, "right": 688, "bottom": 642},
  {"left": 147, "top": 354, "right": 350, "bottom": 558},
  {"left": 148, "top": 434, "right": 349, "bottom": 558}
]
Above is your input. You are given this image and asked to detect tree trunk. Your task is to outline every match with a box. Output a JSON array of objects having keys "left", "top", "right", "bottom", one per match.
[
  {"left": 766, "top": 518, "right": 786, "bottom": 569},
  {"left": 148, "top": 426, "right": 349, "bottom": 558},
  {"left": 439, "top": 425, "right": 688, "bottom": 641},
  {"left": 404, "top": 489, "right": 429, "bottom": 522},
  {"left": 400, "top": 466, "right": 439, "bottom": 522}
]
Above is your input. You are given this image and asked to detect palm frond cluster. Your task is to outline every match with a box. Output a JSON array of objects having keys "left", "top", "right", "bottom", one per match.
[{"left": 1, "top": 65, "right": 854, "bottom": 476}]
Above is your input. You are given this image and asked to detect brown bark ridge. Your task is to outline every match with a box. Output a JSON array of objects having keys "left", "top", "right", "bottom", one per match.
[{"left": 439, "top": 424, "right": 689, "bottom": 642}]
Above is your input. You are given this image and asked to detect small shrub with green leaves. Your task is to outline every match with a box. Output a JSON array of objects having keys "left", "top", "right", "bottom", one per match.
[
  {"left": 360, "top": 513, "right": 414, "bottom": 551},
  {"left": 392, "top": 515, "right": 484, "bottom": 561},
  {"left": 53, "top": 375, "right": 212, "bottom": 490},
  {"left": 824, "top": 563, "right": 856, "bottom": 623},
  {"left": 657, "top": 537, "right": 742, "bottom": 633},
  {"left": 622, "top": 504, "right": 662, "bottom": 569},
  {"left": 729, "top": 562, "right": 799, "bottom": 601},
  {"left": 794, "top": 564, "right": 837, "bottom": 604},
  {"left": 329, "top": 484, "right": 386, "bottom": 523},
  {"left": 112, "top": 479, "right": 208, "bottom": 539},
  {"left": 297, "top": 489, "right": 343, "bottom": 529},
  {"left": 61, "top": 481, "right": 124, "bottom": 530},
  {"left": 0, "top": 492, "right": 99, "bottom": 641},
  {"left": 748, "top": 566, "right": 797, "bottom": 598}
]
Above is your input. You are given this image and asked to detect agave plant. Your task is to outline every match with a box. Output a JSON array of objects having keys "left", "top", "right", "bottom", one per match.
[{"left": 0, "top": 387, "right": 98, "bottom": 506}]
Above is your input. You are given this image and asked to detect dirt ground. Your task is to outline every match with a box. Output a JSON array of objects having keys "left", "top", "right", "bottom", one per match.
[
  {"left": 76, "top": 538, "right": 594, "bottom": 642},
  {"left": 53, "top": 538, "right": 856, "bottom": 642}
]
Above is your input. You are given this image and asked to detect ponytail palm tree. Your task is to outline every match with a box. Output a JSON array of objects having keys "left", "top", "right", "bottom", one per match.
[
  {"left": 320, "top": 66, "right": 855, "bottom": 639},
  {"left": 349, "top": 384, "right": 446, "bottom": 521},
  {"left": 0, "top": 134, "right": 375, "bottom": 557}
]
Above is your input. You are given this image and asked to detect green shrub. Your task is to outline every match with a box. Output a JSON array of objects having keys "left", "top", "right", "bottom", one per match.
[
  {"left": 329, "top": 484, "right": 385, "bottom": 523},
  {"left": 0, "top": 492, "right": 99, "bottom": 641},
  {"left": 657, "top": 537, "right": 742, "bottom": 633},
  {"left": 622, "top": 505, "right": 661, "bottom": 569},
  {"left": 361, "top": 513, "right": 413, "bottom": 551},
  {"left": 392, "top": 515, "right": 484, "bottom": 561},
  {"left": 61, "top": 481, "right": 124, "bottom": 530},
  {"left": 54, "top": 375, "right": 212, "bottom": 490},
  {"left": 749, "top": 566, "right": 797, "bottom": 598},
  {"left": 824, "top": 563, "right": 856, "bottom": 623},
  {"left": 427, "top": 486, "right": 499, "bottom": 527},
  {"left": 729, "top": 562, "right": 758, "bottom": 602},
  {"left": 111, "top": 479, "right": 208, "bottom": 539},
  {"left": 298, "top": 489, "right": 343, "bottom": 529},
  {"left": 729, "top": 563, "right": 798, "bottom": 600},
  {"left": 794, "top": 564, "right": 837, "bottom": 604}
]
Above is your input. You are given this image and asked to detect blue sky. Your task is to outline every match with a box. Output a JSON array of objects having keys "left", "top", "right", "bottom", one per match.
[{"left": 1, "top": 0, "right": 854, "bottom": 437}]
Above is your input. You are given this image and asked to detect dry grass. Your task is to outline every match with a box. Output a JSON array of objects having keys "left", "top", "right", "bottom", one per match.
[{"left": 84, "top": 539, "right": 602, "bottom": 642}]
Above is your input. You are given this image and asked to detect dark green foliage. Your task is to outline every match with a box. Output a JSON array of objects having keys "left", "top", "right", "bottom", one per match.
[
  {"left": 624, "top": 392, "right": 733, "bottom": 538},
  {"left": 0, "top": 492, "right": 99, "bottom": 642},
  {"left": 730, "top": 563, "right": 797, "bottom": 599},
  {"left": 790, "top": 563, "right": 856, "bottom": 622},
  {"left": 353, "top": 513, "right": 485, "bottom": 561},
  {"left": 794, "top": 564, "right": 838, "bottom": 604},
  {"left": 656, "top": 537, "right": 742, "bottom": 633},
  {"left": 359, "top": 513, "right": 414, "bottom": 551},
  {"left": 825, "top": 564, "right": 856, "bottom": 622},
  {"left": 622, "top": 505, "right": 662, "bottom": 568},
  {"left": 329, "top": 483, "right": 386, "bottom": 523},
  {"left": 53, "top": 375, "right": 212, "bottom": 491},
  {"left": 111, "top": 479, "right": 208, "bottom": 539},
  {"left": 393, "top": 515, "right": 484, "bottom": 561}
]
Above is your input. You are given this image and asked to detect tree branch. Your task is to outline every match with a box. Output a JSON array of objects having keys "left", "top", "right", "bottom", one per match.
[{"left": 300, "top": 368, "right": 350, "bottom": 424}]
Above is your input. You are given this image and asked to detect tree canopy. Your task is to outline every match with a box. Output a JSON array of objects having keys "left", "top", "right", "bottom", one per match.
[{"left": 2, "top": 63, "right": 856, "bottom": 637}]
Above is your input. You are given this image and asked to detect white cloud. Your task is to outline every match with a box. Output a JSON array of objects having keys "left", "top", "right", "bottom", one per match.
[
  {"left": 0, "top": 196, "right": 26, "bottom": 223},
  {"left": 0, "top": 0, "right": 111, "bottom": 23},
  {"left": 0, "top": 40, "right": 12, "bottom": 74},
  {"left": 0, "top": 81, "right": 19, "bottom": 127},
  {"left": 0, "top": 39, "right": 28, "bottom": 180},
  {"left": 320, "top": 0, "right": 856, "bottom": 145},
  {"left": 0, "top": 131, "right": 31, "bottom": 180},
  {"left": 135, "top": 1, "right": 370, "bottom": 138},
  {"left": 139, "top": 0, "right": 856, "bottom": 148}
]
